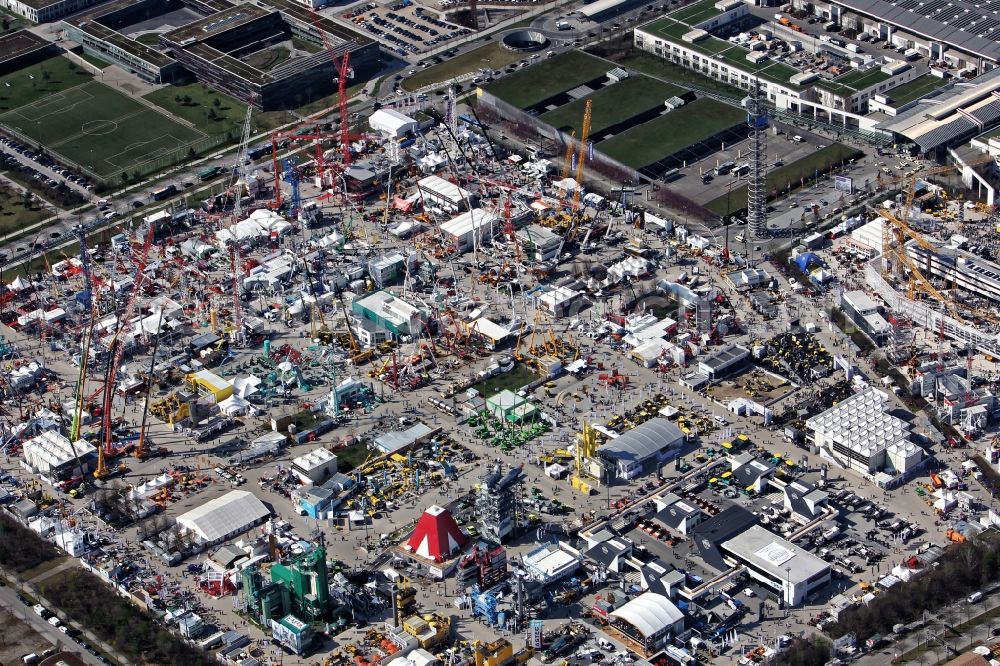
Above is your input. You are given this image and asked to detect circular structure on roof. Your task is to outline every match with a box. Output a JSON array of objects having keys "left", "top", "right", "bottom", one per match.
[{"left": 501, "top": 30, "right": 549, "bottom": 52}]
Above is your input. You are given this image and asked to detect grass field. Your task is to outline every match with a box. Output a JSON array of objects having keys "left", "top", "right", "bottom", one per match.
[
  {"left": 704, "top": 143, "right": 864, "bottom": 215},
  {"left": 471, "top": 363, "right": 539, "bottom": 397},
  {"left": 607, "top": 49, "right": 745, "bottom": 98},
  {"left": 0, "top": 55, "right": 92, "bottom": 112},
  {"left": 402, "top": 42, "right": 524, "bottom": 91},
  {"left": 0, "top": 81, "right": 205, "bottom": 180},
  {"left": 483, "top": 50, "right": 611, "bottom": 109},
  {"left": 78, "top": 52, "right": 111, "bottom": 69},
  {"left": 599, "top": 97, "right": 745, "bottom": 169},
  {"left": 540, "top": 75, "right": 685, "bottom": 136},
  {"left": 887, "top": 73, "right": 950, "bottom": 106},
  {"left": 835, "top": 66, "right": 890, "bottom": 91},
  {"left": 134, "top": 33, "right": 161, "bottom": 46},
  {"left": 244, "top": 45, "right": 291, "bottom": 71},
  {"left": 143, "top": 83, "right": 295, "bottom": 136},
  {"left": 0, "top": 183, "right": 52, "bottom": 235}
]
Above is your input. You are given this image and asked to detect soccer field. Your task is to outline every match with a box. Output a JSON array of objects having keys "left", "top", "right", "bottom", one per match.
[{"left": 0, "top": 81, "right": 207, "bottom": 180}]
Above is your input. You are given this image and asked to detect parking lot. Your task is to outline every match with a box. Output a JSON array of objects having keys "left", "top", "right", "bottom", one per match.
[{"left": 338, "top": 1, "right": 472, "bottom": 56}]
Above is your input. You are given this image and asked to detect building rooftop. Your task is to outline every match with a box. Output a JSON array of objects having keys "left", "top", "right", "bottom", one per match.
[
  {"left": 598, "top": 418, "right": 685, "bottom": 465},
  {"left": 834, "top": 0, "right": 1000, "bottom": 61},
  {"left": 0, "top": 30, "right": 50, "bottom": 62},
  {"left": 162, "top": 4, "right": 272, "bottom": 44},
  {"left": 805, "top": 388, "right": 910, "bottom": 457},
  {"left": 722, "top": 525, "right": 829, "bottom": 584},
  {"left": 176, "top": 490, "right": 270, "bottom": 542},
  {"left": 610, "top": 592, "right": 683, "bottom": 637},
  {"left": 292, "top": 447, "right": 337, "bottom": 473}
]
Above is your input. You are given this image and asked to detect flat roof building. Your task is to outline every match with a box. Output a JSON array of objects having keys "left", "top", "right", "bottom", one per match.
[
  {"left": 697, "top": 344, "right": 751, "bottom": 381},
  {"left": 352, "top": 290, "right": 427, "bottom": 339},
  {"left": 721, "top": 525, "right": 831, "bottom": 606},
  {"left": 291, "top": 447, "right": 338, "bottom": 484}
]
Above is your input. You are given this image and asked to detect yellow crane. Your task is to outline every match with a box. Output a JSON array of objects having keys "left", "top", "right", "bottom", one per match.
[{"left": 570, "top": 99, "right": 593, "bottom": 213}]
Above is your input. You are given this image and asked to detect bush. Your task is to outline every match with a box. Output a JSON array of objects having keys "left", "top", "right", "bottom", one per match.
[
  {"left": 764, "top": 637, "right": 831, "bottom": 666},
  {"left": 0, "top": 511, "right": 59, "bottom": 572},
  {"left": 41, "top": 569, "right": 216, "bottom": 666}
]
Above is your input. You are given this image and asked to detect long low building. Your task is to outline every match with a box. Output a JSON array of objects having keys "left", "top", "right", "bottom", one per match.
[{"left": 176, "top": 490, "right": 271, "bottom": 545}]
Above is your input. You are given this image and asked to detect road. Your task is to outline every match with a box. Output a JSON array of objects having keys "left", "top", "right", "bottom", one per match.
[{"left": 0, "top": 582, "right": 103, "bottom": 666}]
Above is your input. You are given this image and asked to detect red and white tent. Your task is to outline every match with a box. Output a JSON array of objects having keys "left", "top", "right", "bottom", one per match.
[{"left": 406, "top": 505, "right": 468, "bottom": 562}]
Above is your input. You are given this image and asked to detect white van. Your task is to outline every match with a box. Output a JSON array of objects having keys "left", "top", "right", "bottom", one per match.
[
  {"left": 969, "top": 591, "right": 984, "bottom": 603},
  {"left": 792, "top": 135, "right": 804, "bottom": 143}
]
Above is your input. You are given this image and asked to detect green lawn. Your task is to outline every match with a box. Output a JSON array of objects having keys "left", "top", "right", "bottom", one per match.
[
  {"left": 704, "top": 143, "right": 864, "bottom": 215},
  {"left": 0, "top": 55, "right": 92, "bottom": 112},
  {"left": 402, "top": 42, "right": 524, "bottom": 92},
  {"left": 835, "top": 66, "right": 890, "bottom": 91},
  {"left": 0, "top": 183, "right": 53, "bottom": 236},
  {"left": 244, "top": 45, "right": 291, "bottom": 71},
  {"left": 668, "top": 0, "right": 725, "bottom": 25},
  {"left": 471, "top": 363, "right": 539, "bottom": 397},
  {"left": 78, "top": 52, "right": 111, "bottom": 69},
  {"left": 134, "top": 33, "right": 161, "bottom": 46},
  {"left": 540, "top": 75, "right": 685, "bottom": 136},
  {"left": 482, "top": 50, "right": 611, "bottom": 109},
  {"left": 608, "top": 50, "right": 744, "bottom": 98},
  {"left": 887, "top": 73, "right": 950, "bottom": 106},
  {"left": 599, "top": 97, "right": 745, "bottom": 169},
  {"left": 292, "top": 36, "right": 323, "bottom": 54},
  {"left": 0, "top": 81, "right": 205, "bottom": 179},
  {"left": 143, "top": 83, "right": 295, "bottom": 136}
]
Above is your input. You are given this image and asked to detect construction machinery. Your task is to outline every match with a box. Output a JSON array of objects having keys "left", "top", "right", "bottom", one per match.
[{"left": 570, "top": 99, "right": 592, "bottom": 212}]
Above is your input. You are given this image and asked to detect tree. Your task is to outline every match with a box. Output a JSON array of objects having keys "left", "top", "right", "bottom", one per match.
[
  {"left": 67, "top": 61, "right": 76, "bottom": 72},
  {"left": 41, "top": 69, "right": 49, "bottom": 81},
  {"left": 182, "top": 94, "right": 192, "bottom": 106},
  {"left": 121, "top": 172, "right": 130, "bottom": 184},
  {"left": 174, "top": 94, "right": 181, "bottom": 104},
  {"left": 206, "top": 107, "right": 217, "bottom": 121},
  {"left": 212, "top": 97, "right": 221, "bottom": 108},
  {"left": 1, "top": 18, "right": 9, "bottom": 31}
]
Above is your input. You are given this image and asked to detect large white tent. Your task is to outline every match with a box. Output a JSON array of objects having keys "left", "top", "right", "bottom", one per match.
[{"left": 176, "top": 490, "right": 270, "bottom": 544}]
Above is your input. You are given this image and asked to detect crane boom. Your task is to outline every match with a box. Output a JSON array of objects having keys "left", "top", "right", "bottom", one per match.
[{"left": 571, "top": 99, "right": 592, "bottom": 211}]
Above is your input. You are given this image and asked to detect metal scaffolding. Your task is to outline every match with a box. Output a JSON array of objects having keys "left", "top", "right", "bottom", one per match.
[
  {"left": 747, "top": 77, "right": 769, "bottom": 240},
  {"left": 475, "top": 463, "right": 525, "bottom": 543}
]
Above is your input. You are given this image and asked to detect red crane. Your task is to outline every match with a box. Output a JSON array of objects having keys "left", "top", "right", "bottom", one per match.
[
  {"left": 100, "top": 225, "right": 154, "bottom": 457},
  {"left": 311, "top": 9, "right": 353, "bottom": 168}
]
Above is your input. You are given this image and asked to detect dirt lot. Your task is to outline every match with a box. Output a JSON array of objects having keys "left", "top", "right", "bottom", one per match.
[
  {"left": 707, "top": 368, "right": 795, "bottom": 403},
  {"left": 0, "top": 607, "right": 51, "bottom": 665}
]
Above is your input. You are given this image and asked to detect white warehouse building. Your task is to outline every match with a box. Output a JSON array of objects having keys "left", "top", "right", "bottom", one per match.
[
  {"left": 291, "top": 447, "right": 338, "bottom": 484},
  {"left": 440, "top": 209, "right": 499, "bottom": 253},
  {"left": 805, "top": 388, "right": 923, "bottom": 478},
  {"left": 22, "top": 431, "right": 96, "bottom": 478}
]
